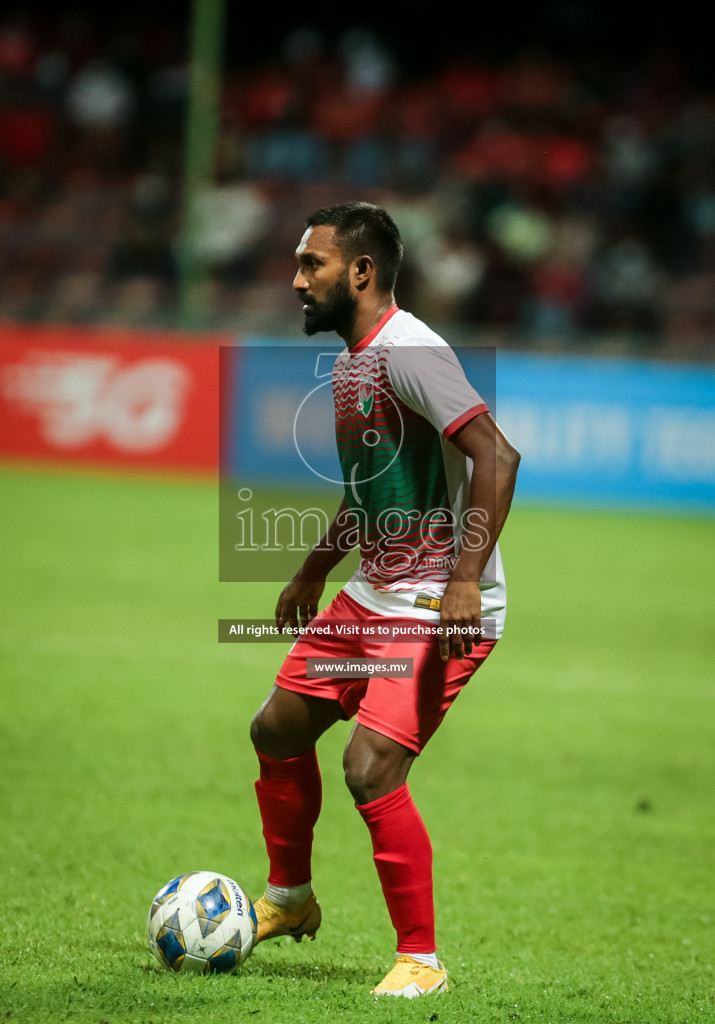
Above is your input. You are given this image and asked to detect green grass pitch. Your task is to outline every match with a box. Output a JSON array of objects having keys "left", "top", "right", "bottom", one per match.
[{"left": 1, "top": 465, "right": 713, "bottom": 1024}]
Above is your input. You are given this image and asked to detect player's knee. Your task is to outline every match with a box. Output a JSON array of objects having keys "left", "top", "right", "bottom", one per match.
[
  {"left": 343, "top": 744, "right": 397, "bottom": 805},
  {"left": 250, "top": 705, "right": 290, "bottom": 758},
  {"left": 249, "top": 707, "right": 268, "bottom": 751},
  {"left": 343, "top": 759, "right": 376, "bottom": 805}
]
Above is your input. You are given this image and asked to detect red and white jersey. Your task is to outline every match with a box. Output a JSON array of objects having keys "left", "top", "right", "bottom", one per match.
[{"left": 332, "top": 305, "right": 507, "bottom": 637}]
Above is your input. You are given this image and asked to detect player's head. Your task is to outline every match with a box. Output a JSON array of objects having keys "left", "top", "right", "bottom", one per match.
[
  {"left": 293, "top": 202, "right": 403, "bottom": 337},
  {"left": 306, "top": 202, "right": 403, "bottom": 293}
]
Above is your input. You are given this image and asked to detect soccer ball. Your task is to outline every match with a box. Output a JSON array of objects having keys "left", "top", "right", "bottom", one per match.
[{"left": 147, "top": 871, "right": 257, "bottom": 974}]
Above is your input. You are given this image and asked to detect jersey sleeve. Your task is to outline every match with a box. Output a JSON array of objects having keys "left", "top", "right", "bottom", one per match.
[{"left": 384, "top": 342, "right": 488, "bottom": 438}]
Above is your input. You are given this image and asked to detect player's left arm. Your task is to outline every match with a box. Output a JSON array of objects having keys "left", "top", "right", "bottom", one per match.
[{"left": 438, "top": 412, "right": 520, "bottom": 662}]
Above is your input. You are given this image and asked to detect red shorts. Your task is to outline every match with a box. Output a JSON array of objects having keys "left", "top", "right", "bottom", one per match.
[{"left": 275, "top": 589, "right": 497, "bottom": 754}]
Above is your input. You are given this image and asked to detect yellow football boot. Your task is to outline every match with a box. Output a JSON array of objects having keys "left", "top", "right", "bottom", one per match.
[
  {"left": 253, "top": 892, "right": 321, "bottom": 944},
  {"left": 371, "top": 954, "right": 449, "bottom": 997}
]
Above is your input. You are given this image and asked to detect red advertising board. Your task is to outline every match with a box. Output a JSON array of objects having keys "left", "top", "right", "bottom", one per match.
[{"left": 0, "top": 323, "right": 223, "bottom": 472}]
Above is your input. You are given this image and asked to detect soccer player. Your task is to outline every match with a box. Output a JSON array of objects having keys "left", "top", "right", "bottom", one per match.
[{"left": 250, "top": 202, "right": 520, "bottom": 997}]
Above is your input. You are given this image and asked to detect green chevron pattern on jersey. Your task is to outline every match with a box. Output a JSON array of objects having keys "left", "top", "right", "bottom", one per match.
[{"left": 333, "top": 345, "right": 455, "bottom": 588}]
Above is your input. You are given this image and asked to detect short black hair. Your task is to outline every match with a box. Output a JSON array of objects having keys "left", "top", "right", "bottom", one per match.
[{"left": 306, "top": 201, "right": 403, "bottom": 292}]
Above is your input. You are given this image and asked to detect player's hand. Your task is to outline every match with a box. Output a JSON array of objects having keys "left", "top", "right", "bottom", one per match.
[
  {"left": 438, "top": 580, "right": 482, "bottom": 662},
  {"left": 275, "top": 575, "right": 326, "bottom": 633}
]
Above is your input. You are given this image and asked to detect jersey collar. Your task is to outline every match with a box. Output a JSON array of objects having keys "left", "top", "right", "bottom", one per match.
[{"left": 349, "top": 304, "right": 399, "bottom": 354}]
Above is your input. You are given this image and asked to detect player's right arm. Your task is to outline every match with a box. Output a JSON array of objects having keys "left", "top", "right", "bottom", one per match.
[{"left": 275, "top": 497, "right": 355, "bottom": 631}]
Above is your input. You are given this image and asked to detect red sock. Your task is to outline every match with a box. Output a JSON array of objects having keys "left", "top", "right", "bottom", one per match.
[
  {"left": 254, "top": 748, "right": 322, "bottom": 887},
  {"left": 356, "top": 783, "right": 435, "bottom": 954}
]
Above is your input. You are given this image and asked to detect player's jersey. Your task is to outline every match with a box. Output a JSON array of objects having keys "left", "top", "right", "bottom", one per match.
[{"left": 332, "top": 305, "right": 507, "bottom": 637}]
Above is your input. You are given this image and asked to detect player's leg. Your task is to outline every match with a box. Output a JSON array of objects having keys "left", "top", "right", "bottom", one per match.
[
  {"left": 250, "top": 685, "right": 347, "bottom": 943},
  {"left": 345, "top": 637, "right": 498, "bottom": 995},
  {"left": 343, "top": 724, "right": 447, "bottom": 994},
  {"left": 343, "top": 725, "right": 432, "bottom": 959}
]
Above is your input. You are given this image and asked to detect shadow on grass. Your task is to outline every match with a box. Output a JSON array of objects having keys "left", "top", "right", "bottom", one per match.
[
  {"left": 243, "top": 960, "right": 368, "bottom": 985},
  {"left": 138, "top": 957, "right": 370, "bottom": 986}
]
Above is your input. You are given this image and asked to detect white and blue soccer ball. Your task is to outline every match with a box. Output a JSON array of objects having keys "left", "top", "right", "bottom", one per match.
[{"left": 147, "top": 871, "right": 257, "bottom": 974}]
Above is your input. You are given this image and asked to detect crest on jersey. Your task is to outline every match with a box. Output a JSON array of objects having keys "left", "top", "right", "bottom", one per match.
[{"left": 357, "top": 378, "right": 374, "bottom": 418}]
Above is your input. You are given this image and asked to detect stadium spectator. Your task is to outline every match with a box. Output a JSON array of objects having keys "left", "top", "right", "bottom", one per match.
[{"left": 0, "top": 6, "right": 713, "bottom": 357}]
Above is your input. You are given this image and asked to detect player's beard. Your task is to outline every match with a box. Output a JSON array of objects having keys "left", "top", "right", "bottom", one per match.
[{"left": 302, "top": 272, "right": 358, "bottom": 337}]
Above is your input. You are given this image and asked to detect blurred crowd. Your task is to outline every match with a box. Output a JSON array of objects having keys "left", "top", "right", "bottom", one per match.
[{"left": 1, "top": 10, "right": 715, "bottom": 358}]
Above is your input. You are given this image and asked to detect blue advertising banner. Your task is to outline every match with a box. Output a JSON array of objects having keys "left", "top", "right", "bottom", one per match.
[
  {"left": 222, "top": 342, "right": 715, "bottom": 513},
  {"left": 222, "top": 343, "right": 344, "bottom": 489},
  {"left": 488, "top": 352, "right": 715, "bottom": 512}
]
